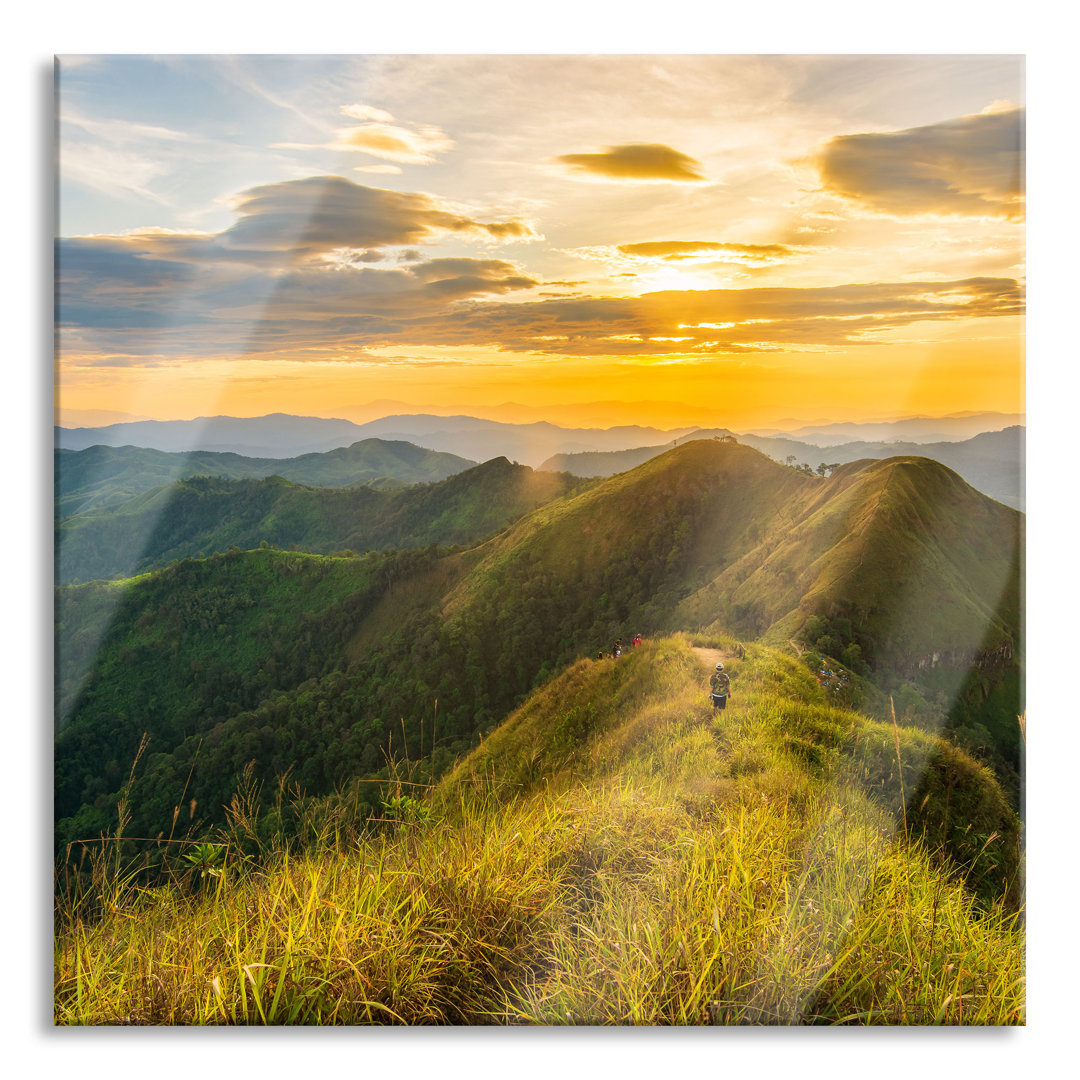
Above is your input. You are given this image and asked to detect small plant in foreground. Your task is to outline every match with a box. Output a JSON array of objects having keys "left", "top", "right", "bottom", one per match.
[{"left": 183, "top": 842, "right": 227, "bottom": 879}]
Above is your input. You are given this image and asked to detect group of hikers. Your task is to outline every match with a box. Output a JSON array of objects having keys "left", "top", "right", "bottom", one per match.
[{"left": 599, "top": 634, "right": 643, "bottom": 661}]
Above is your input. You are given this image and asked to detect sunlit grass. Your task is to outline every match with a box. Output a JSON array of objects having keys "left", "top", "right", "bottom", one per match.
[{"left": 55, "top": 638, "right": 1023, "bottom": 1025}]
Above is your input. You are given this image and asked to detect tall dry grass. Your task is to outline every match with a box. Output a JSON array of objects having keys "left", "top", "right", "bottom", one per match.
[{"left": 54, "top": 637, "right": 1023, "bottom": 1025}]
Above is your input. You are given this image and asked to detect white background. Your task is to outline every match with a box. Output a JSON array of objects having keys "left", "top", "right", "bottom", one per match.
[{"left": 10, "top": 2, "right": 1069, "bottom": 1073}]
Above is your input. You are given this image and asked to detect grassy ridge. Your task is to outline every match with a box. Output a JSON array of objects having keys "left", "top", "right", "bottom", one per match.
[
  {"left": 439, "top": 444, "right": 1021, "bottom": 790},
  {"left": 55, "top": 638, "right": 1023, "bottom": 1025},
  {"left": 441, "top": 636, "right": 1020, "bottom": 906},
  {"left": 676, "top": 454, "right": 1020, "bottom": 670}
]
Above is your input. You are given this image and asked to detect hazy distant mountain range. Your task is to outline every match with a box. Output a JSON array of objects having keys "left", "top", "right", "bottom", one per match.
[
  {"left": 56, "top": 414, "right": 374, "bottom": 459},
  {"left": 746, "top": 412, "right": 1025, "bottom": 446},
  {"left": 55, "top": 412, "right": 699, "bottom": 464},
  {"left": 55, "top": 411, "right": 1026, "bottom": 513},
  {"left": 56, "top": 410, "right": 1024, "bottom": 467}
]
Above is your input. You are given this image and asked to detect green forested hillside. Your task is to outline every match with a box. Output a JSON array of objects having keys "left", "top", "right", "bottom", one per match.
[
  {"left": 677, "top": 455, "right": 1019, "bottom": 664},
  {"left": 55, "top": 441, "right": 1022, "bottom": 854},
  {"left": 56, "top": 457, "right": 584, "bottom": 584},
  {"left": 55, "top": 548, "right": 417, "bottom": 839},
  {"left": 55, "top": 439, "right": 477, "bottom": 516}
]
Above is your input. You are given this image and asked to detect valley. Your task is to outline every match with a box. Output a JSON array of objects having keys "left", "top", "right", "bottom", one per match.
[{"left": 56, "top": 453, "right": 585, "bottom": 584}]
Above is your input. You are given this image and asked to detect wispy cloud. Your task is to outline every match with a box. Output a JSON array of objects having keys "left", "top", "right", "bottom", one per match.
[
  {"left": 274, "top": 104, "right": 454, "bottom": 165},
  {"left": 61, "top": 110, "right": 193, "bottom": 145},
  {"left": 214, "top": 56, "right": 329, "bottom": 134},
  {"left": 340, "top": 104, "right": 395, "bottom": 123},
  {"left": 58, "top": 108, "right": 196, "bottom": 205},
  {"left": 59, "top": 145, "right": 175, "bottom": 206}
]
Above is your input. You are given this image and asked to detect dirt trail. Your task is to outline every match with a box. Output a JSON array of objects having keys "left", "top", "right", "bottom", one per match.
[{"left": 691, "top": 646, "right": 735, "bottom": 670}]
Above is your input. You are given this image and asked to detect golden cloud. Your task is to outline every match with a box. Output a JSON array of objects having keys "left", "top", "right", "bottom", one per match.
[
  {"left": 616, "top": 241, "right": 795, "bottom": 263},
  {"left": 554, "top": 143, "right": 706, "bottom": 182},
  {"left": 404, "top": 278, "right": 1020, "bottom": 356}
]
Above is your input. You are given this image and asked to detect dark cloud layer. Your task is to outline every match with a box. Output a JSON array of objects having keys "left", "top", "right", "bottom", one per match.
[
  {"left": 815, "top": 108, "right": 1025, "bottom": 219},
  {"left": 59, "top": 242, "right": 1023, "bottom": 363},
  {"left": 60, "top": 176, "right": 536, "bottom": 278},
  {"left": 57, "top": 170, "right": 1022, "bottom": 365},
  {"left": 57, "top": 175, "right": 542, "bottom": 342},
  {"left": 57, "top": 241, "right": 539, "bottom": 332},
  {"left": 554, "top": 143, "right": 706, "bottom": 182}
]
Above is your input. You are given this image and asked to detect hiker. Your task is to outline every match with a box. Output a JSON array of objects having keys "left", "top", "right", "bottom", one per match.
[
  {"left": 613, "top": 638, "right": 623, "bottom": 658},
  {"left": 709, "top": 662, "right": 732, "bottom": 712}
]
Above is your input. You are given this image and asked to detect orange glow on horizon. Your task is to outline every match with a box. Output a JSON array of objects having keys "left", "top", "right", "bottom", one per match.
[{"left": 57, "top": 318, "right": 1024, "bottom": 432}]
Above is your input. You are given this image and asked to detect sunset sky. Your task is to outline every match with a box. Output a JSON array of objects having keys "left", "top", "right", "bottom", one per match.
[{"left": 55, "top": 54, "right": 1025, "bottom": 431}]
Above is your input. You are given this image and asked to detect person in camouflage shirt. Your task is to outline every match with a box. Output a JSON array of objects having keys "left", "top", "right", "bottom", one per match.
[{"left": 709, "top": 663, "right": 731, "bottom": 712}]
